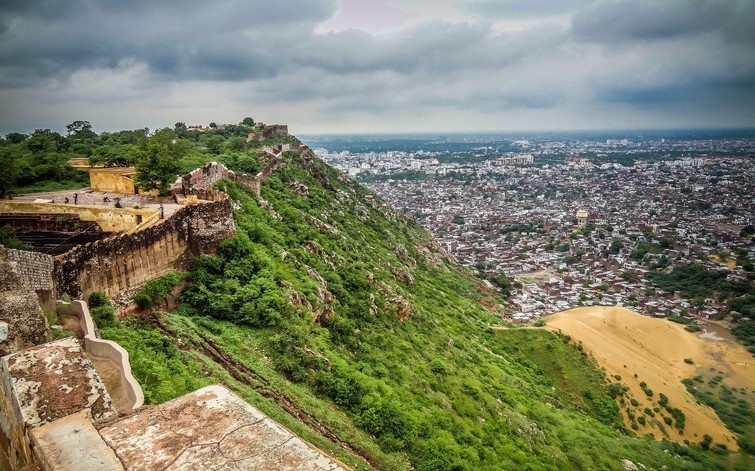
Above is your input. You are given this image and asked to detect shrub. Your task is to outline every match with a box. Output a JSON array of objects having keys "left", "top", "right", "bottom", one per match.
[
  {"left": 429, "top": 359, "right": 448, "bottom": 374},
  {"left": 700, "top": 434, "right": 713, "bottom": 450},
  {"left": 88, "top": 291, "right": 109, "bottom": 308},
  {"left": 658, "top": 393, "right": 669, "bottom": 407},
  {"left": 90, "top": 304, "right": 116, "bottom": 329},
  {"left": 133, "top": 271, "right": 185, "bottom": 308},
  {"left": 685, "top": 323, "right": 702, "bottom": 332},
  {"left": 683, "top": 358, "right": 695, "bottom": 365}
]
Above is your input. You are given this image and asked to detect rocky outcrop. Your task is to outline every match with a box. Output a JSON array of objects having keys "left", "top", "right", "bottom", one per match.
[{"left": 0, "top": 256, "right": 49, "bottom": 357}]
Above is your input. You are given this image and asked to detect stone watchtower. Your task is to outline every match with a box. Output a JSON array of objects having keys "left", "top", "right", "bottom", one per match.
[{"left": 576, "top": 209, "right": 588, "bottom": 228}]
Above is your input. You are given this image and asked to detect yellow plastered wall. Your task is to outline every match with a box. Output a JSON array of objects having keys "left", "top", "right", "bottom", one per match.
[
  {"left": 89, "top": 171, "right": 136, "bottom": 194},
  {"left": 0, "top": 201, "right": 159, "bottom": 232}
]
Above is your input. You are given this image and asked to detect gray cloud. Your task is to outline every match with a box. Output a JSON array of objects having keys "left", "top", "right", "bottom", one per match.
[
  {"left": 465, "top": 0, "right": 595, "bottom": 18},
  {"left": 0, "top": 0, "right": 337, "bottom": 85},
  {"left": 572, "top": 0, "right": 742, "bottom": 42},
  {"left": 0, "top": 0, "right": 753, "bottom": 133}
]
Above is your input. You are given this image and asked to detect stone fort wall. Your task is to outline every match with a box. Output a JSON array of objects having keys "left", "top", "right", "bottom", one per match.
[
  {"left": 180, "top": 160, "right": 284, "bottom": 199},
  {"left": 11, "top": 151, "right": 301, "bottom": 301},
  {"left": 0, "top": 248, "right": 54, "bottom": 292},
  {"left": 0, "top": 248, "right": 55, "bottom": 308},
  {"left": 54, "top": 198, "right": 235, "bottom": 299}
]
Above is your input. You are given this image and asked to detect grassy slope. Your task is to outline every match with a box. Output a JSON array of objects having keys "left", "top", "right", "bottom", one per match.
[{"left": 103, "top": 149, "right": 726, "bottom": 470}]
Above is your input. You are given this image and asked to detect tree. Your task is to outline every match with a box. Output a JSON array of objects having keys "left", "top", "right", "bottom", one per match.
[
  {"left": 202, "top": 135, "right": 224, "bottom": 155},
  {"left": 66, "top": 120, "right": 93, "bottom": 136},
  {"left": 225, "top": 136, "right": 246, "bottom": 152},
  {"left": 174, "top": 122, "right": 188, "bottom": 138},
  {"left": 491, "top": 273, "right": 513, "bottom": 298},
  {"left": 26, "top": 129, "right": 69, "bottom": 153},
  {"left": 209, "top": 122, "right": 217, "bottom": 128},
  {"left": 241, "top": 117, "right": 255, "bottom": 126},
  {"left": 0, "top": 147, "right": 20, "bottom": 196},
  {"left": 609, "top": 238, "right": 624, "bottom": 255},
  {"left": 89, "top": 144, "right": 138, "bottom": 167},
  {"left": 5, "top": 132, "right": 27, "bottom": 144},
  {"left": 135, "top": 129, "right": 187, "bottom": 195}
]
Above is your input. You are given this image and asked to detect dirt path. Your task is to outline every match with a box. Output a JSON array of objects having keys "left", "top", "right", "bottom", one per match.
[{"left": 544, "top": 306, "right": 752, "bottom": 450}]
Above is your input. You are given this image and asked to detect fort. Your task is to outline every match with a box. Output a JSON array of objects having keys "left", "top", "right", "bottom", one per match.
[{"left": 0, "top": 141, "right": 349, "bottom": 470}]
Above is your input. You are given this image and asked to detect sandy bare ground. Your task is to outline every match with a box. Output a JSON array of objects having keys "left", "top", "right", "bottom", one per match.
[{"left": 545, "top": 306, "right": 753, "bottom": 450}]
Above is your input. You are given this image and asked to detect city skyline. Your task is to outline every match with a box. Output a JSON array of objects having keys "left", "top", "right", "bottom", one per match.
[{"left": 1, "top": 0, "right": 754, "bottom": 135}]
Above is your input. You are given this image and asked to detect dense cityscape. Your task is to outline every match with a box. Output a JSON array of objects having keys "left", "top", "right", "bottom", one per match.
[{"left": 312, "top": 134, "right": 755, "bottom": 323}]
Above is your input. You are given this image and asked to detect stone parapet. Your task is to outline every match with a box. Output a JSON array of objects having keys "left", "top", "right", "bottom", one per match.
[{"left": 62, "top": 300, "right": 144, "bottom": 411}]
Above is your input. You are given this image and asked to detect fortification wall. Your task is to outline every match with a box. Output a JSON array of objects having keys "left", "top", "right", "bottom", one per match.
[
  {"left": 180, "top": 160, "right": 284, "bottom": 198},
  {"left": 54, "top": 198, "right": 235, "bottom": 299},
  {"left": 181, "top": 161, "right": 232, "bottom": 194},
  {"left": 0, "top": 247, "right": 55, "bottom": 309},
  {"left": 0, "top": 201, "right": 158, "bottom": 233},
  {"left": 0, "top": 248, "right": 53, "bottom": 292}
]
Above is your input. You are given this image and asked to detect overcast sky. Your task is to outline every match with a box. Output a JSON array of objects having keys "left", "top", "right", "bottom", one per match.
[{"left": 1, "top": 0, "right": 754, "bottom": 135}]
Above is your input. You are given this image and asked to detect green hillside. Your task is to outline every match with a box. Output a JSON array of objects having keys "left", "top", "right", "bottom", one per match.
[{"left": 91, "top": 142, "right": 748, "bottom": 470}]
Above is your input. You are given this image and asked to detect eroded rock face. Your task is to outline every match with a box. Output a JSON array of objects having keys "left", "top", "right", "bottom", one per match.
[
  {"left": 0, "top": 257, "right": 49, "bottom": 357},
  {"left": 3, "top": 337, "right": 115, "bottom": 428}
]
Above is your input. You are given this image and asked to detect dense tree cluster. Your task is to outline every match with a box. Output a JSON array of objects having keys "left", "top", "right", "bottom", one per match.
[{"left": 0, "top": 118, "right": 276, "bottom": 196}]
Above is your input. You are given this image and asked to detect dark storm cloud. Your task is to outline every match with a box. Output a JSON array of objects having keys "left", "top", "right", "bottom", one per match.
[
  {"left": 294, "top": 22, "right": 559, "bottom": 75},
  {"left": 0, "top": 0, "right": 337, "bottom": 85},
  {"left": 0, "top": 0, "right": 753, "bottom": 132},
  {"left": 572, "top": 0, "right": 747, "bottom": 42}
]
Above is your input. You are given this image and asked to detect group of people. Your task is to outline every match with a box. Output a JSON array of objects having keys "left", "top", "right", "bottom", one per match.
[{"left": 51, "top": 193, "right": 78, "bottom": 205}]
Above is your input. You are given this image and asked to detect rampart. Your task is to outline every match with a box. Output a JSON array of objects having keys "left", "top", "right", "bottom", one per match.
[
  {"left": 0, "top": 248, "right": 53, "bottom": 292},
  {"left": 180, "top": 159, "right": 284, "bottom": 199},
  {"left": 54, "top": 197, "right": 235, "bottom": 299},
  {"left": 0, "top": 247, "right": 55, "bottom": 308},
  {"left": 0, "top": 201, "right": 159, "bottom": 233}
]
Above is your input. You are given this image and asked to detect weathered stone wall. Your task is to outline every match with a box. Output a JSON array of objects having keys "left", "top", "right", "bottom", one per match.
[
  {"left": 0, "top": 248, "right": 53, "bottom": 293},
  {"left": 0, "top": 357, "right": 31, "bottom": 470},
  {"left": 0, "top": 254, "right": 52, "bottom": 358},
  {"left": 180, "top": 159, "right": 284, "bottom": 198},
  {"left": 181, "top": 161, "right": 232, "bottom": 195},
  {"left": 54, "top": 198, "right": 235, "bottom": 299}
]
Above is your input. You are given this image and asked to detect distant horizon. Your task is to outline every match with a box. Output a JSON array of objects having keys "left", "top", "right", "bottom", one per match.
[
  {"left": 4, "top": 122, "right": 755, "bottom": 139},
  {"left": 299, "top": 126, "right": 755, "bottom": 138}
]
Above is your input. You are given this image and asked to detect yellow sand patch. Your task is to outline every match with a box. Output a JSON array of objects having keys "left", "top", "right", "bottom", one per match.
[
  {"left": 708, "top": 255, "right": 737, "bottom": 269},
  {"left": 544, "top": 306, "right": 753, "bottom": 450}
]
